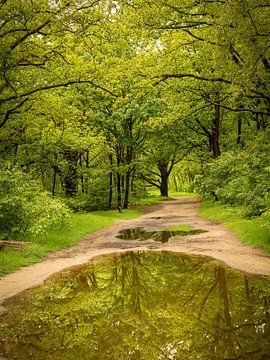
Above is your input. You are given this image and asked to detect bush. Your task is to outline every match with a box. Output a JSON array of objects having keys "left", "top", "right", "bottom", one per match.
[
  {"left": 196, "top": 133, "right": 270, "bottom": 219},
  {"left": 0, "top": 164, "right": 70, "bottom": 238}
]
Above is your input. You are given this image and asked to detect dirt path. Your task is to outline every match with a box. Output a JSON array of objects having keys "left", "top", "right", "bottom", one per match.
[{"left": 1, "top": 196, "right": 270, "bottom": 312}]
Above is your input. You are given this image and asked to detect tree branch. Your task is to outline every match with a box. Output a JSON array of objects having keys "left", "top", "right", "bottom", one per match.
[
  {"left": 214, "top": 102, "right": 270, "bottom": 116},
  {"left": 184, "top": 29, "right": 221, "bottom": 46},
  {"left": 10, "top": 20, "right": 51, "bottom": 51},
  {"left": 141, "top": 175, "right": 161, "bottom": 188},
  {"left": 155, "top": 73, "right": 232, "bottom": 85},
  {"left": 0, "top": 98, "right": 30, "bottom": 128},
  {"left": 1, "top": 80, "right": 118, "bottom": 104}
]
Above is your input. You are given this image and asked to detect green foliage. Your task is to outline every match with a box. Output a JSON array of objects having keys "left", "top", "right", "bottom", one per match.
[
  {"left": 0, "top": 164, "right": 70, "bottom": 239},
  {"left": 67, "top": 187, "right": 111, "bottom": 211},
  {"left": 196, "top": 133, "right": 270, "bottom": 219},
  {"left": 0, "top": 0, "right": 269, "bottom": 260}
]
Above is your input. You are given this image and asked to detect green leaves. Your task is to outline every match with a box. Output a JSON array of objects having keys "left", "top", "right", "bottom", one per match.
[
  {"left": 0, "top": 163, "right": 70, "bottom": 238},
  {"left": 196, "top": 130, "right": 270, "bottom": 219}
]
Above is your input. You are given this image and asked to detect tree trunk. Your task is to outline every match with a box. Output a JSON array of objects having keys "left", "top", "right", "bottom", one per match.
[
  {"left": 124, "top": 148, "right": 132, "bottom": 209},
  {"left": 52, "top": 167, "right": 57, "bottom": 197},
  {"left": 217, "top": 266, "right": 232, "bottom": 328},
  {"left": 213, "top": 103, "right": 221, "bottom": 158},
  {"left": 158, "top": 160, "right": 169, "bottom": 197},
  {"left": 79, "top": 154, "right": 84, "bottom": 193},
  {"left": 124, "top": 171, "right": 130, "bottom": 209},
  {"left": 116, "top": 147, "right": 122, "bottom": 209},
  {"left": 237, "top": 117, "right": 242, "bottom": 145},
  {"left": 173, "top": 175, "right": 178, "bottom": 192},
  {"left": 85, "top": 150, "right": 89, "bottom": 194},
  {"left": 160, "top": 173, "right": 169, "bottom": 197},
  {"left": 62, "top": 150, "right": 78, "bottom": 197},
  {"left": 108, "top": 152, "right": 113, "bottom": 210}
]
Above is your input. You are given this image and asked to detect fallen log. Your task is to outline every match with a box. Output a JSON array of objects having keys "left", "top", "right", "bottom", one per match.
[{"left": 0, "top": 240, "right": 32, "bottom": 251}]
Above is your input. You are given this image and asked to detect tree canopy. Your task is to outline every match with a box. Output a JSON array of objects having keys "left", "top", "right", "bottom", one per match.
[{"left": 0, "top": 0, "right": 269, "bottom": 237}]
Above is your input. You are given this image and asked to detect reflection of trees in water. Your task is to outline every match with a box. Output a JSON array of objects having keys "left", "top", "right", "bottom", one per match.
[
  {"left": 0, "top": 252, "right": 269, "bottom": 360},
  {"left": 109, "top": 252, "right": 157, "bottom": 315},
  {"left": 185, "top": 265, "right": 270, "bottom": 360}
]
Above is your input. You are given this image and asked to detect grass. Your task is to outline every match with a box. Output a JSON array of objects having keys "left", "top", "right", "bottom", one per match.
[
  {"left": 169, "top": 191, "right": 199, "bottom": 197},
  {"left": 0, "top": 209, "right": 141, "bottom": 277},
  {"left": 132, "top": 195, "right": 168, "bottom": 206},
  {"left": 199, "top": 200, "right": 270, "bottom": 254},
  {"left": 167, "top": 224, "right": 193, "bottom": 232},
  {"left": 132, "top": 191, "right": 198, "bottom": 206}
]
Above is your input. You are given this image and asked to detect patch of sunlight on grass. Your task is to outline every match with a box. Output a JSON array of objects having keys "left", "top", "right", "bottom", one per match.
[
  {"left": 169, "top": 191, "right": 199, "bottom": 197},
  {"left": 132, "top": 196, "right": 167, "bottom": 206}
]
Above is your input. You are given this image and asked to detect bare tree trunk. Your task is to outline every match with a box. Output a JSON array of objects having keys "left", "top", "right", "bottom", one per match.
[
  {"left": 85, "top": 150, "right": 89, "bottom": 194},
  {"left": 124, "top": 149, "right": 132, "bottom": 209},
  {"left": 237, "top": 117, "right": 242, "bottom": 145},
  {"left": 158, "top": 160, "right": 169, "bottom": 197},
  {"left": 217, "top": 266, "right": 232, "bottom": 328},
  {"left": 213, "top": 103, "right": 221, "bottom": 158},
  {"left": 116, "top": 147, "right": 122, "bottom": 209},
  {"left": 62, "top": 150, "right": 79, "bottom": 197},
  {"left": 108, "top": 152, "right": 113, "bottom": 210},
  {"left": 79, "top": 154, "right": 84, "bottom": 193},
  {"left": 52, "top": 167, "right": 57, "bottom": 197}
]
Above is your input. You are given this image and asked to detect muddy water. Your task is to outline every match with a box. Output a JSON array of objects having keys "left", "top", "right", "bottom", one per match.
[
  {"left": 116, "top": 227, "right": 207, "bottom": 243},
  {"left": 0, "top": 251, "right": 270, "bottom": 360}
]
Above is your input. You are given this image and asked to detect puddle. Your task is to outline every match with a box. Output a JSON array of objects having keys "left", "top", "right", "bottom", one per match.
[
  {"left": 0, "top": 251, "right": 270, "bottom": 360},
  {"left": 116, "top": 226, "right": 206, "bottom": 243}
]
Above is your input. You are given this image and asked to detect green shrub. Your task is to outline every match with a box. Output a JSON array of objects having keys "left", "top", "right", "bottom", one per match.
[
  {"left": 0, "top": 164, "right": 70, "bottom": 238},
  {"left": 196, "top": 132, "right": 270, "bottom": 220}
]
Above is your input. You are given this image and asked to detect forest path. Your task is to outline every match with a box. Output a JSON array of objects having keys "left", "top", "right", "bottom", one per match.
[{"left": 1, "top": 196, "right": 270, "bottom": 312}]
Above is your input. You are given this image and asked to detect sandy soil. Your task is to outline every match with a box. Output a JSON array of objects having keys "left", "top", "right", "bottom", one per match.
[{"left": 0, "top": 196, "right": 270, "bottom": 313}]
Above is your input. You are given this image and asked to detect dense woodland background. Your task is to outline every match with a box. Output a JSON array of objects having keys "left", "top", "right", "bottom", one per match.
[{"left": 0, "top": 0, "right": 269, "bottom": 238}]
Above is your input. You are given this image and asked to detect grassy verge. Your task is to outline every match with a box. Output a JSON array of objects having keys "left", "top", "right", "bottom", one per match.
[
  {"left": 169, "top": 191, "right": 199, "bottom": 197},
  {"left": 0, "top": 209, "right": 141, "bottom": 277},
  {"left": 199, "top": 200, "right": 270, "bottom": 253},
  {"left": 132, "top": 192, "right": 198, "bottom": 206},
  {"left": 132, "top": 195, "right": 168, "bottom": 206}
]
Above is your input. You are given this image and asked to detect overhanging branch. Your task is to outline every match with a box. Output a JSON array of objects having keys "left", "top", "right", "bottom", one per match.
[
  {"left": 154, "top": 73, "right": 232, "bottom": 85},
  {"left": 0, "top": 80, "right": 118, "bottom": 104},
  {"left": 214, "top": 102, "right": 270, "bottom": 116}
]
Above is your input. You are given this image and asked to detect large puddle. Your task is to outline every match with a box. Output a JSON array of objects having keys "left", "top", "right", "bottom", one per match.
[{"left": 0, "top": 251, "right": 270, "bottom": 359}]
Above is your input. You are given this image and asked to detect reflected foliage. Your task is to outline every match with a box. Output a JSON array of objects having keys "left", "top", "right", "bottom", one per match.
[
  {"left": 116, "top": 227, "right": 207, "bottom": 243},
  {"left": 0, "top": 252, "right": 270, "bottom": 360}
]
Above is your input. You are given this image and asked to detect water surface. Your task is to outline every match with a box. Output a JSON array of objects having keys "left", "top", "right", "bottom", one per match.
[
  {"left": 0, "top": 251, "right": 269, "bottom": 359},
  {"left": 116, "top": 227, "right": 206, "bottom": 242}
]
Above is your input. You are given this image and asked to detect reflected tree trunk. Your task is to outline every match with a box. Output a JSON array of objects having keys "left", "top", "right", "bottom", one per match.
[
  {"left": 213, "top": 103, "right": 221, "bottom": 158},
  {"left": 217, "top": 266, "right": 232, "bottom": 328}
]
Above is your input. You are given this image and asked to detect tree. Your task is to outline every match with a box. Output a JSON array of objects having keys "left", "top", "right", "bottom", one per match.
[{"left": 0, "top": 0, "right": 114, "bottom": 129}]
